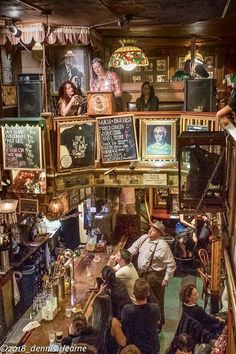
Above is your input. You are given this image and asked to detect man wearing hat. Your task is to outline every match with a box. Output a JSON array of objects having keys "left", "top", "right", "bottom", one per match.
[
  {"left": 55, "top": 50, "right": 83, "bottom": 91},
  {"left": 127, "top": 220, "right": 176, "bottom": 329}
]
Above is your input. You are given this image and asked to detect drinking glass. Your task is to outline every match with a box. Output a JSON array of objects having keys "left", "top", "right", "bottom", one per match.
[
  {"left": 48, "top": 330, "right": 56, "bottom": 344},
  {"left": 56, "top": 330, "right": 63, "bottom": 343}
]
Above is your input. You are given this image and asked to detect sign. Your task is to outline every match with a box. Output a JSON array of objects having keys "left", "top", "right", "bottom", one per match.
[
  {"left": 1, "top": 124, "right": 42, "bottom": 170},
  {"left": 143, "top": 173, "right": 167, "bottom": 185},
  {"left": 65, "top": 175, "right": 89, "bottom": 188},
  {"left": 19, "top": 198, "right": 39, "bottom": 214},
  {"left": 97, "top": 114, "right": 139, "bottom": 163}
]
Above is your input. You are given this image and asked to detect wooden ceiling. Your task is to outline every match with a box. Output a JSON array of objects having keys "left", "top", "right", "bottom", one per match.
[{"left": 0, "top": 0, "right": 236, "bottom": 46}]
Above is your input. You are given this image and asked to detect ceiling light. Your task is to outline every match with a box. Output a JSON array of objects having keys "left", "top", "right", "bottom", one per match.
[
  {"left": 108, "top": 39, "right": 149, "bottom": 71},
  {"left": 8, "top": 25, "right": 22, "bottom": 38}
]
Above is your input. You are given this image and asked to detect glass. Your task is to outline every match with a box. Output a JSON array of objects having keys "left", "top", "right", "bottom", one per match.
[
  {"left": 56, "top": 330, "right": 63, "bottom": 343},
  {"left": 48, "top": 330, "right": 56, "bottom": 344},
  {"left": 65, "top": 306, "right": 72, "bottom": 318}
]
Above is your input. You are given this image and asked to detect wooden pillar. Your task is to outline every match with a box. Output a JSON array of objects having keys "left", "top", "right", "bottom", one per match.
[{"left": 210, "top": 214, "right": 222, "bottom": 313}]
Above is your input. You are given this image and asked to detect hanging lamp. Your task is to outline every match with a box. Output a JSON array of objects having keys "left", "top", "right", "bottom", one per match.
[{"left": 108, "top": 39, "right": 149, "bottom": 72}]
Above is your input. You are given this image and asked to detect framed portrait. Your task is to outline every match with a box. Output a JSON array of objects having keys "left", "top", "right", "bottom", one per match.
[
  {"left": 204, "top": 55, "right": 214, "bottom": 70},
  {"left": 57, "top": 120, "right": 96, "bottom": 172},
  {"left": 1, "top": 48, "right": 13, "bottom": 85},
  {"left": 177, "top": 56, "right": 186, "bottom": 70},
  {"left": 53, "top": 47, "right": 88, "bottom": 93},
  {"left": 141, "top": 120, "right": 176, "bottom": 160},
  {"left": 156, "top": 59, "right": 166, "bottom": 71}
]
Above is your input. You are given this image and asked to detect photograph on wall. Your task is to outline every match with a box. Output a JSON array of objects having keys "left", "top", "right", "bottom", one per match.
[
  {"left": 53, "top": 47, "right": 87, "bottom": 93},
  {"left": 57, "top": 120, "right": 96, "bottom": 171},
  {"left": 204, "top": 55, "right": 214, "bottom": 70},
  {"left": 142, "top": 119, "right": 176, "bottom": 160},
  {"left": 178, "top": 56, "right": 186, "bottom": 70},
  {"left": 1, "top": 47, "right": 13, "bottom": 85},
  {"left": 156, "top": 59, "right": 166, "bottom": 71}
]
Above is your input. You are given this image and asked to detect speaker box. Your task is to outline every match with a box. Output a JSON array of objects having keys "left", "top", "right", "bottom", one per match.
[
  {"left": 184, "top": 79, "right": 217, "bottom": 112},
  {"left": 17, "top": 81, "right": 42, "bottom": 117}
]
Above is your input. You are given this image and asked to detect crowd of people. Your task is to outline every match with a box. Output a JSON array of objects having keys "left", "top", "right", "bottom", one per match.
[{"left": 58, "top": 220, "right": 226, "bottom": 354}]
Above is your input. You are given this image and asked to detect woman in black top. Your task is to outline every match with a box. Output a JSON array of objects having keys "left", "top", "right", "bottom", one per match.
[{"left": 136, "top": 81, "right": 159, "bottom": 111}]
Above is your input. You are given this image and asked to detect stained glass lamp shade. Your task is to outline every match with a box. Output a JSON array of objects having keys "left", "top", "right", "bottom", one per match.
[{"left": 108, "top": 39, "right": 149, "bottom": 71}]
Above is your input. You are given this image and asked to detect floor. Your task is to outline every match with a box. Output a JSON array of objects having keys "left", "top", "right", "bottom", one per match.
[{"left": 160, "top": 273, "right": 204, "bottom": 353}]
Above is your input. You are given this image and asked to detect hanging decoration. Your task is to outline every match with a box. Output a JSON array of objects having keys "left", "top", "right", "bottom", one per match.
[{"left": 108, "top": 39, "right": 149, "bottom": 71}]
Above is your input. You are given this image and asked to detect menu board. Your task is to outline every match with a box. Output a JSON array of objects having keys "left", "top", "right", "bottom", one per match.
[
  {"left": 97, "top": 114, "right": 139, "bottom": 163},
  {"left": 19, "top": 198, "right": 39, "bottom": 214},
  {"left": 1, "top": 124, "right": 42, "bottom": 170}
]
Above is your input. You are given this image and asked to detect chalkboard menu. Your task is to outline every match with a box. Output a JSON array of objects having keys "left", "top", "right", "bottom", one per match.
[
  {"left": 19, "top": 198, "right": 39, "bottom": 214},
  {"left": 1, "top": 124, "right": 42, "bottom": 170},
  {"left": 97, "top": 114, "right": 139, "bottom": 163}
]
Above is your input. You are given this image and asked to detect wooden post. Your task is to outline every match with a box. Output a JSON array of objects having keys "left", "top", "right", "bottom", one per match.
[{"left": 210, "top": 213, "right": 222, "bottom": 313}]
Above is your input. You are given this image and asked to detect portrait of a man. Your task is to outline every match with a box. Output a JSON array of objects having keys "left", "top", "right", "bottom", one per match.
[
  {"left": 147, "top": 125, "right": 171, "bottom": 155},
  {"left": 142, "top": 120, "right": 176, "bottom": 160},
  {"left": 54, "top": 49, "right": 85, "bottom": 92}
]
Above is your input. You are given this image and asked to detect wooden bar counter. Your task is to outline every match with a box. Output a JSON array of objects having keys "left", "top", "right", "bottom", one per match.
[{"left": 23, "top": 239, "right": 126, "bottom": 353}]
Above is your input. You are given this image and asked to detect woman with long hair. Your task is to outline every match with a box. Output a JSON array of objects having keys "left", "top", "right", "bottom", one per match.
[
  {"left": 58, "top": 80, "right": 86, "bottom": 116},
  {"left": 165, "top": 333, "right": 194, "bottom": 354},
  {"left": 136, "top": 81, "right": 159, "bottom": 111},
  {"left": 101, "top": 266, "right": 132, "bottom": 319}
]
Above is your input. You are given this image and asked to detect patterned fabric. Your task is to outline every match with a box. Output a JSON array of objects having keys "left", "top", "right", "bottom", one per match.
[{"left": 90, "top": 71, "right": 122, "bottom": 96}]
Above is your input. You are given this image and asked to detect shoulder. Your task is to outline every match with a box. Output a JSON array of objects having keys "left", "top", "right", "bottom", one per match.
[
  {"left": 107, "top": 71, "right": 118, "bottom": 79},
  {"left": 58, "top": 97, "right": 64, "bottom": 104},
  {"left": 149, "top": 303, "right": 161, "bottom": 313},
  {"left": 122, "top": 303, "right": 135, "bottom": 313}
]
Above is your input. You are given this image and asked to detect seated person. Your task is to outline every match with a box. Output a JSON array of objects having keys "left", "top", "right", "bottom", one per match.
[
  {"left": 179, "top": 284, "right": 225, "bottom": 342},
  {"left": 58, "top": 81, "right": 86, "bottom": 116},
  {"left": 100, "top": 266, "right": 132, "bottom": 319},
  {"left": 109, "top": 249, "right": 139, "bottom": 303},
  {"left": 136, "top": 81, "right": 159, "bottom": 111},
  {"left": 165, "top": 333, "right": 194, "bottom": 354}
]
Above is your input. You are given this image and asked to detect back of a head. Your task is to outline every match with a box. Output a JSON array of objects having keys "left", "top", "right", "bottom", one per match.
[
  {"left": 101, "top": 266, "right": 116, "bottom": 286},
  {"left": 194, "top": 343, "right": 212, "bottom": 354},
  {"left": 73, "top": 312, "right": 87, "bottom": 333},
  {"left": 133, "top": 278, "right": 149, "bottom": 301},
  {"left": 91, "top": 294, "right": 112, "bottom": 332},
  {"left": 168, "top": 333, "right": 194, "bottom": 354},
  {"left": 120, "top": 344, "right": 141, "bottom": 354},
  {"left": 179, "top": 283, "right": 195, "bottom": 303},
  {"left": 120, "top": 249, "right": 132, "bottom": 264}
]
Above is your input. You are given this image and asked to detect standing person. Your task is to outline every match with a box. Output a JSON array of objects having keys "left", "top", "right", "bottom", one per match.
[
  {"left": 216, "top": 80, "right": 236, "bottom": 139},
  {"left": 136, "top": 81, "right": 159, "bottom": 111},
  {"left": 147, "top": 125, "right": 171, "bottom": 155},
  {"left": 58, "top": 81, "right": 86, "bottom": 116},
  {"left": 121, "top": 278, "right": 161, "bottom": 354},
  {"left": 127, "top": 220, "right": 176, "bottom": 329},
  {"left": 55, "top": 50, "right": 83, "bottom": 91},
  {"left": 110, "top": 249, "right": 139, "bottom": 303},
  {"left": 90, "top": 58, "right": 123, "bottom": 110}
]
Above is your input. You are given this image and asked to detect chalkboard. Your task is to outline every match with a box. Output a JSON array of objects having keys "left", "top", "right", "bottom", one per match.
[
  {"left": 1, "top": 124, "right": 42, "bottom": 170},
  {"left": 97, "top": 114, "right": 139, "bottom": 163},
  {"left": 19, "top": 198, "right": 39, "bottom": 214}
]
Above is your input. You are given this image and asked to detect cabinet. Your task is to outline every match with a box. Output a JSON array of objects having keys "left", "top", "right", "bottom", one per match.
[{"left": 0, "top": 269, "right": 14, "bottom": 343}]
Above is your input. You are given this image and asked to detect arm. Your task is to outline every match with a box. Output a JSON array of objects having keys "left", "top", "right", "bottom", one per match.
[
  {"left": 127, "top": 234, "right": 147, "bottom": 257},
  {"left": 179, "top": 214, "right": 195, "bottom": 229},
  {"left": 111, "top": 318, "right": 127, "bottom": 347},
  {"left": 85, "top": 284, "right": 107, "bottom": 320},
  {"left": 159, "top": 244, "right": 176, "bottom": 285},
  {"left": 59, "top": 95, "right": 80, "bottom": 116},
  {"left": 216, "top": 105, "right": 233, "bottom": 127}
]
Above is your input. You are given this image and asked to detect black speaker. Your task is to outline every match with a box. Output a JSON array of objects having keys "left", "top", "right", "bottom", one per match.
[
  {"left": 17, "top": 74, "right": 42, "bottom": 117},
  {"left": 184, "top": 79, "right": 217, "bottom": 112}
]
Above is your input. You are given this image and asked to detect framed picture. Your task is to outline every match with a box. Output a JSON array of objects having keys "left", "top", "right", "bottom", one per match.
[
  {"left": 177, "top": 56, "right": 186, "bottom": 70},
  {"left": 1, "top": 48, "right": 13, "bottom": 85},
  {"left": 57, "top": 120, "right": 96, "bottom": 172},
  {"left": 204, "top": 55, "right": 214, "bottom": 70},
  {"left": 142, "top": 120, "right": 176, "bottom": 160},
  {"left": 19, "top": 198, "right": 39, "bottom": 214},
  {"left": 53, "top": 47, "right": 87, "bottom": 93},
  {"left": 156, "top": 59, "right": 166, "bottom": 71}
]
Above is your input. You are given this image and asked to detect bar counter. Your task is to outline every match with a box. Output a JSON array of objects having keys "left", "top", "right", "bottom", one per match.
[{"left": 23, "top": 239, "right": 126, "bottom": 353}]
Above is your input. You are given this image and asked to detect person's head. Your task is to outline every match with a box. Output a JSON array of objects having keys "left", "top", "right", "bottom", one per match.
[
  {"left": 168, "top": 333, "right": 194, "bottom": 354},
  {"left": 72, "top": 311, "right": 87, "bottom": 334},
  {"left": 91, "top": 58, "right": 106, "bottom": 80},
  {"left": 91, "top": 294, "right": 112, "bottom": 333},
  {"left": 120, "top": 344, "right": 141, "bottom": 354},
  {"left": 64, "top": 50, "right": 75, "bottom": 66},
  {"left": 141, "top": 81, "right": 155, "bottom": 99},
  {"left": 153, "top": 126, "right": 168, "bottom": 145},
  {"left": 179, "top": 284, "right": 199, "bottom": 305},
  {"left": 148, "top": 220, "right": 165, "bottom": 240},
  {"left": 101, "top": 265, "right": 116, "bottom": 286},
  {"left": 114, "top": 249, "right": 132, "bottom": 266},
  {"left": 133, "top": 278, "right": 149, "bottom": 301},
  {"left": 58, "top": 81, "right": 80, "bottom": 101}
]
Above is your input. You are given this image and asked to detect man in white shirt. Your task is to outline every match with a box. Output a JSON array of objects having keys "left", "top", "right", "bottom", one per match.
[
  {"left": 110, "top": 249, "right": 139, "bottom": 303},
  {"left": 127, "top": 220, "right": 176, "bottom": 329}
]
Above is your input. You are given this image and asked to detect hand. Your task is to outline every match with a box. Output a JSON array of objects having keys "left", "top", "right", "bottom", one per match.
[
  {"left": 71, "top": 94, "right": 79, "bottom": 104},
  {"left": 109, "top": 255, "right": 116, "bottom": 262},
  {"left": 97, "top": 283, "right": 107, "bottom": 296},
  {"left": 162, "top": 279, "right": 168, "bottom": 287}
]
